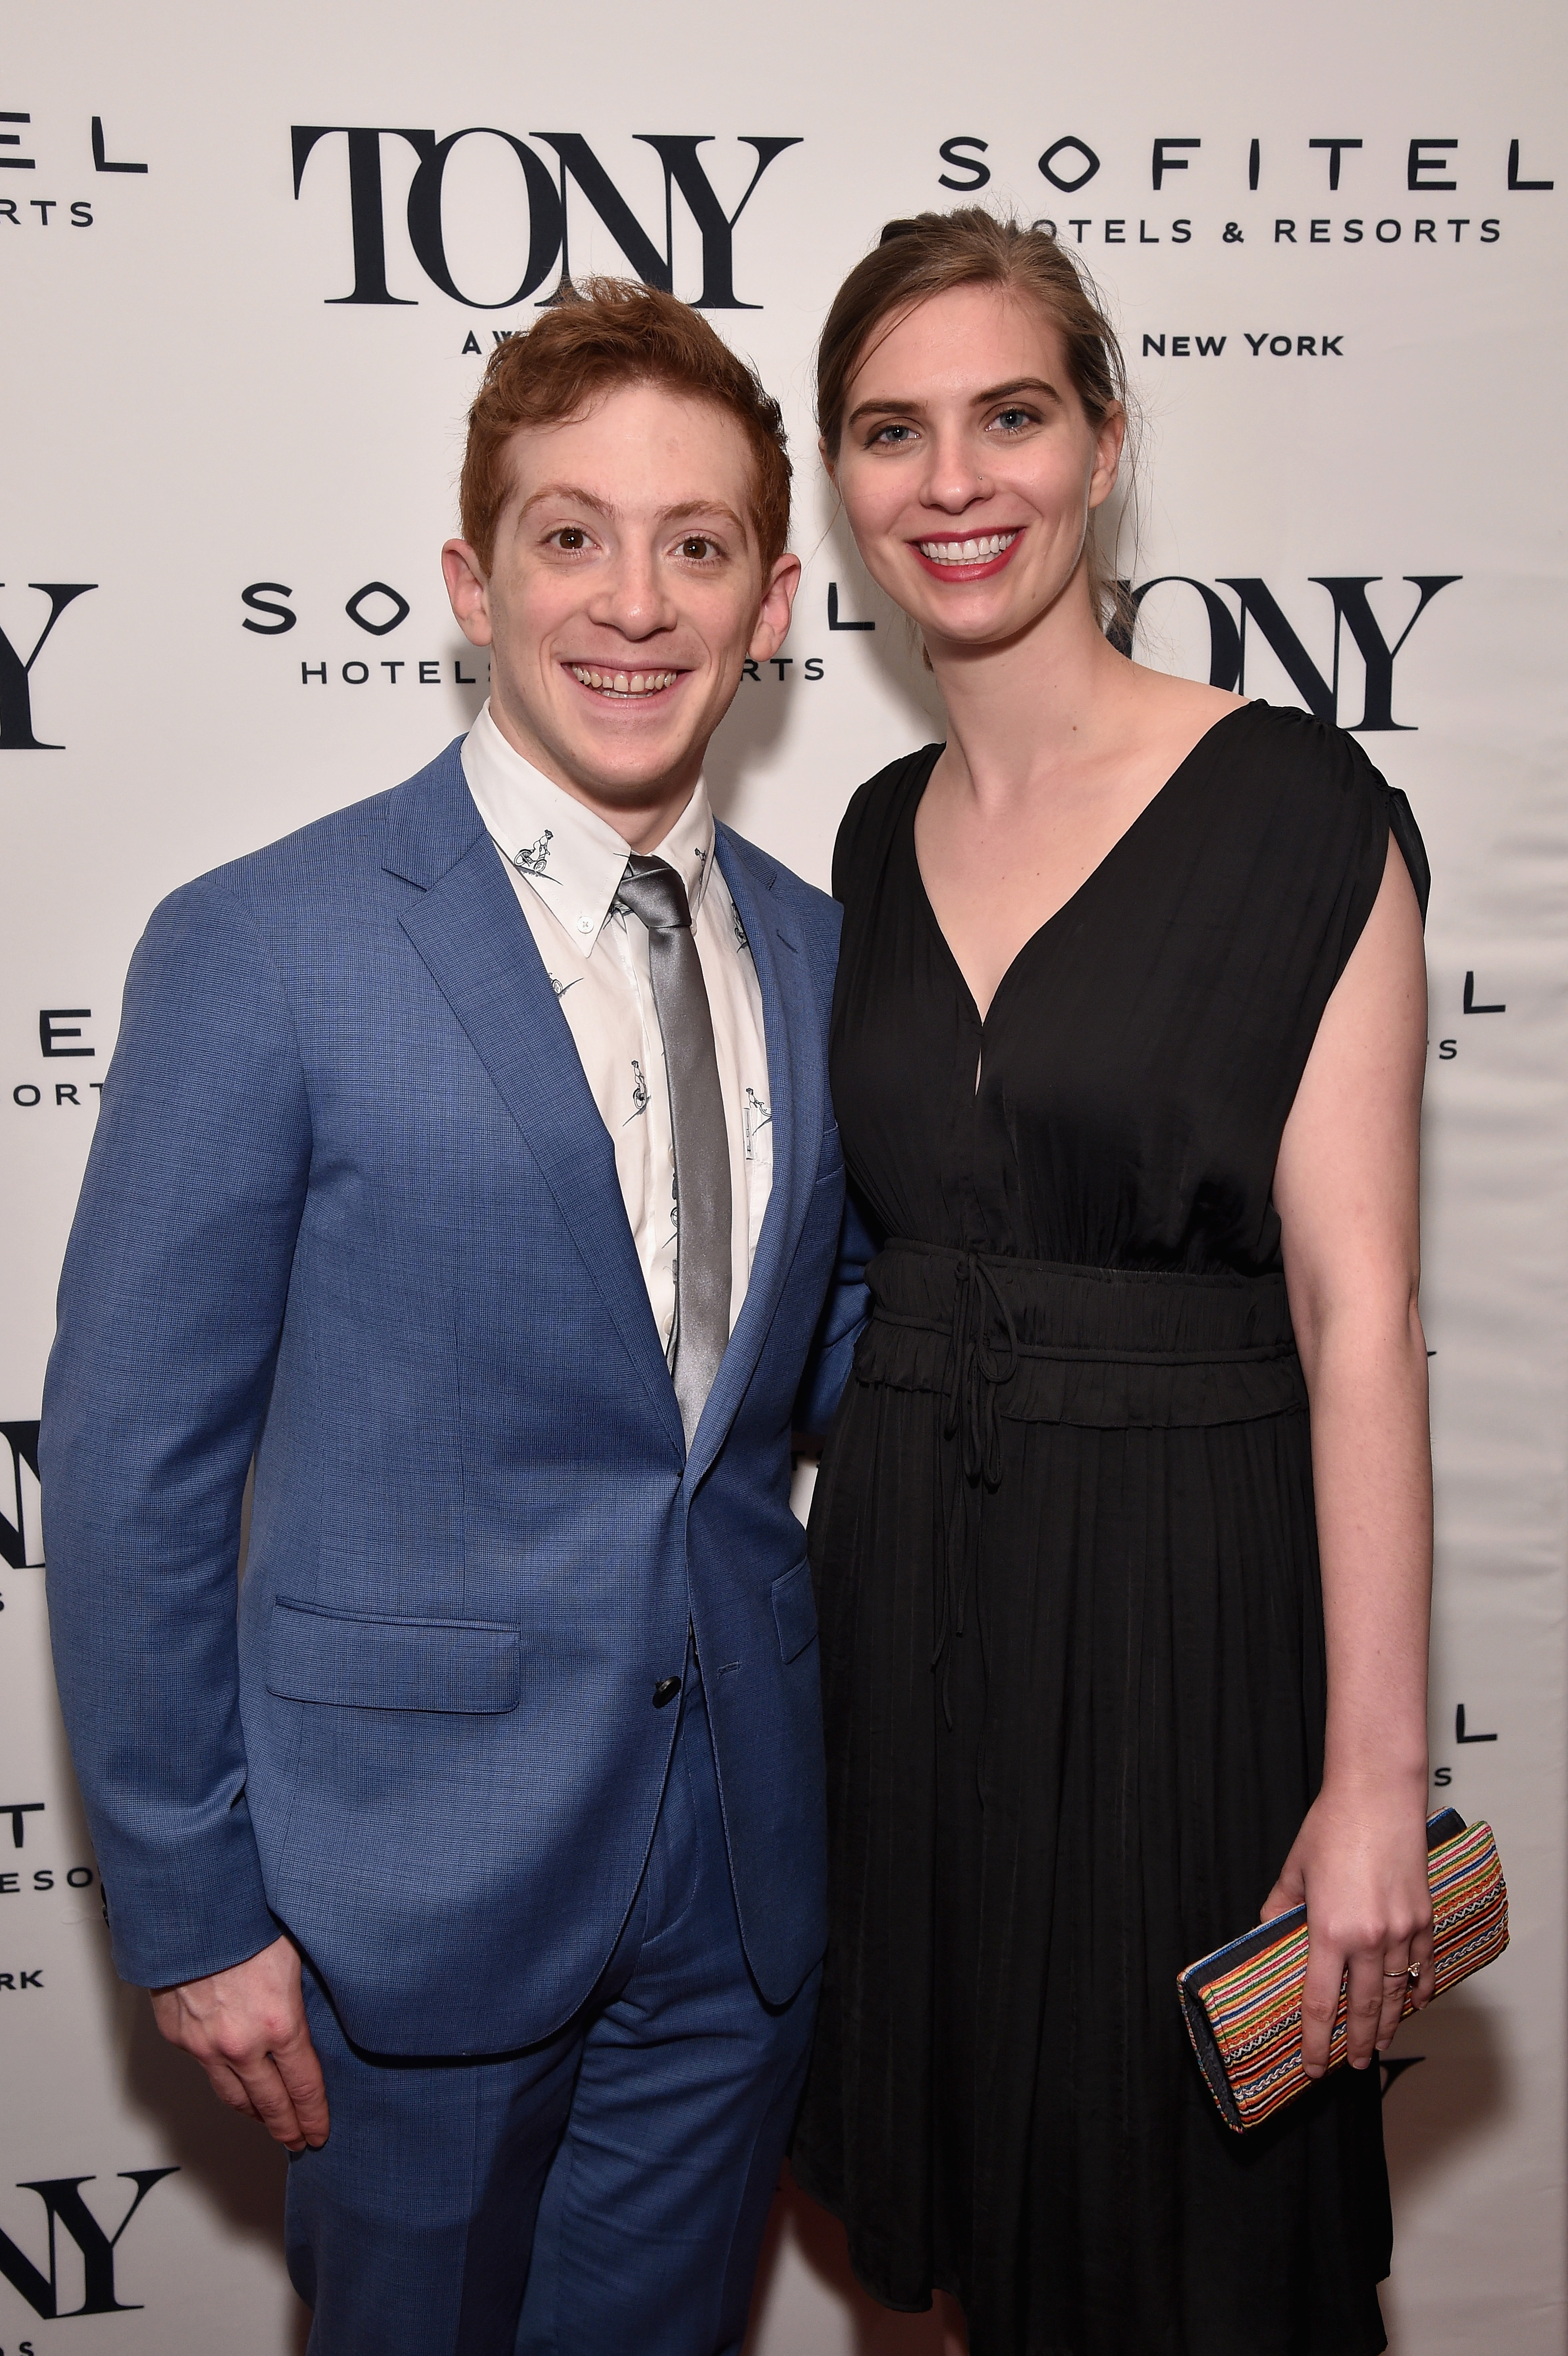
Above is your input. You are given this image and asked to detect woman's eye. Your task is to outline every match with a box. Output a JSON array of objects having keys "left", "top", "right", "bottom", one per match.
[
  {"left": 991, "top": 407, "right": 1037, "bottom": 434},
  {"left": 550, "top": 527, "right": 590, "bottom": 552},
  {"left": 679, "top": 535, "right": 718, "bottom": 561},
  {"left": 871, "top": 423, "right": 916, "bottom": 448}
]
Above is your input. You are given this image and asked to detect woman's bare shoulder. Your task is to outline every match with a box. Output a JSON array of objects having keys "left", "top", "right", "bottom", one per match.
[
  {"left": 1126, "top": 662, "right": 1247, "bottom": 732},
  {"left": 1105, "top": 661, "right": 1248, "bottom": 784}
]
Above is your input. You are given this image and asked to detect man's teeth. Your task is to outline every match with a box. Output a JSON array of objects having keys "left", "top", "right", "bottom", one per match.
[
  {"left": 917, "top": 531, "right": 1018, "bottom": 565},
  {"left": 569, "top": 665, "right": 679, "bottom": 697}
]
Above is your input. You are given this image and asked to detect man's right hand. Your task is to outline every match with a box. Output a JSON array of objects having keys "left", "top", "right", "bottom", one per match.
[{"left": 150, "top": 1931, "right": 329, "bottom": 2152}]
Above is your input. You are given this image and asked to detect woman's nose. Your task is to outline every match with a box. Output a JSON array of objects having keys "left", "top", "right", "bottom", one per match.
[{"left": 917, "top": 430, "right": 991, "bottom": 516}]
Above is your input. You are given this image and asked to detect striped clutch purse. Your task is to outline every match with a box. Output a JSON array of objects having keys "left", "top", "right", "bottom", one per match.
[{"left": 1177, "top": 1809, "right": 1508, "bottom": 2133}]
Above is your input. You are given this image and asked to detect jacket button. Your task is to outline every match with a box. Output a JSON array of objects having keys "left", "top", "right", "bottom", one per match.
[{"left": 652, "top": 1677, "right": 682, "bottom": 1709}]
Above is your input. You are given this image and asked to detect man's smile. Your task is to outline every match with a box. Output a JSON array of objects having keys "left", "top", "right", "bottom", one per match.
[{"left": 565, "top": 662, "right": 684, "bottom": 703}]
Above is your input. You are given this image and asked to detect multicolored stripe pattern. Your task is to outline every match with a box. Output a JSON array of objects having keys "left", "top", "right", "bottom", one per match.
[{"left": 1178, "top": 1819, "right": 1509, "bottom": 2133}]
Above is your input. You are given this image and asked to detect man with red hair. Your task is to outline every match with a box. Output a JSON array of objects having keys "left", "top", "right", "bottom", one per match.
[{"left": 43, "top": 282, "right": 864, "bottom": 2353}]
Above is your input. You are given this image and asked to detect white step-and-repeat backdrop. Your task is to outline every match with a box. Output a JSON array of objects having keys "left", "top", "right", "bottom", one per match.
[{"left": 3, "top": 3, "right": 1562, "bottom": 2348}]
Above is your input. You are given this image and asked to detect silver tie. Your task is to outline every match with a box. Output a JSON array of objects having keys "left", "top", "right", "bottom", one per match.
[{"left": 614, "top": 855, "right": 732, "bottom": 1445}]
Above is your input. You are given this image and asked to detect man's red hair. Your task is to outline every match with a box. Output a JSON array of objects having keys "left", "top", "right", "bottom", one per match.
[{"left": 459, "top": 279, "right": 792, "bottom": 571}]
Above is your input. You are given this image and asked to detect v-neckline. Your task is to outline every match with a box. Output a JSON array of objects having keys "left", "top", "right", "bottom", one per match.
[{"left": 908, "top": 702, "right": 1256, "bottom": 1030}]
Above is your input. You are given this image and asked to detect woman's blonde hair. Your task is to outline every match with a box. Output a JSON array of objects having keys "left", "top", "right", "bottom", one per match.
[{"left": 816, "top": 208, "right": 1137, "bottom": 635}]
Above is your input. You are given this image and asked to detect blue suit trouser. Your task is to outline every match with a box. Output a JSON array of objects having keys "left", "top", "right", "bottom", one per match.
[{"left": 283, "top": 1670, "right": 818, "bottom": 2355}]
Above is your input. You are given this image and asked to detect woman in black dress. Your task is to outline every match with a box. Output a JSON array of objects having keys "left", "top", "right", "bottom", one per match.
[{"left": 792, "top": 211, "right": 1436, "bottom": 2355}]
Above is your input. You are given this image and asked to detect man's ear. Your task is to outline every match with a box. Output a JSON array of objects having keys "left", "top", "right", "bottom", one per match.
[
  {"left": 442, "top": 540, "right": 494, "bottom": 647},
  {"left": 748, "top": 552, "right": 803, "bottom": 663}
]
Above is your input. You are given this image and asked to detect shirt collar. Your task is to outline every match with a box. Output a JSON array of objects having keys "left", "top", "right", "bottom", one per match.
[{"left": 461, "top": 701, "right": 717, "bottom": 948}]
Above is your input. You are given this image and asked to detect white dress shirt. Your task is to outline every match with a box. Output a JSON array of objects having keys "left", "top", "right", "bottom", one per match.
[{"left": 461, "top": 702, "right": 773, "bottom": 1357}]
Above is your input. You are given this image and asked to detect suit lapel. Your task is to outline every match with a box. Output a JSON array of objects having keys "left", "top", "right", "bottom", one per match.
[
  {"left": 388, "top": 749, "right": 685, "bottom": 1462},
  {"left": 684, "top": 830, "right": 821, "bottom": 1489}
]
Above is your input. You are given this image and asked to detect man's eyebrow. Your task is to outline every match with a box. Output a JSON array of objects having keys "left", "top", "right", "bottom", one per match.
[
  {"left": 655, "top": 498, "right": 750, "bottom": 537},
  {"left": 515, "top": 487, "right": 751, "bottom": 538},
  {"left": 517, "top": 482, "right": 616, "bottom": 521},
  {"left": 845, "top": 376, "right": 1063, "bottom": 429}
]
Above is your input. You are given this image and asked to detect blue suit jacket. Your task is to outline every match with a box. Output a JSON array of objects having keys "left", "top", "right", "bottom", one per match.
[{"left": 41, "top": 740, "right": 866, "bottom": 2053}]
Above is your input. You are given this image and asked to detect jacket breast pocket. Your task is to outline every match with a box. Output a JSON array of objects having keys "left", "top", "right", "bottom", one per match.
[
  {"left": 266, "top": 1596, "right": 521, "bottom": 1714},
  {"left": 815, "top": 1121, "right": 843, "bottom": 1184},
  {"left": 771, "top": 1558, "right": 818, "bottom": 1664}
]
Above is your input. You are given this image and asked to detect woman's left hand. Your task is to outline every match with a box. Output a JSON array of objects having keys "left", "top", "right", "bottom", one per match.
[{"left": 1261, "top": 1782, "right": 1436, "bottom": 2076}]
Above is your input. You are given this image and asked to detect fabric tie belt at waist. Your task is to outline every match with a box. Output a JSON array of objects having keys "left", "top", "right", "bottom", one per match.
[
  {"left": 857, "top": 1238, "right": 1307, "bottom": 1481},
  {"left": 852, "top": 1240, "right": 1308, "bottom": 1739}
]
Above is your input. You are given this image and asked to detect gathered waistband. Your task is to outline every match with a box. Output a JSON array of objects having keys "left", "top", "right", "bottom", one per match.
[
  {"left": 854, "top": 1240, "right": 1308, "bottom": 1745},
  {"left": 856, "top": 1239, "right": 1306, "bottom": 1463}
]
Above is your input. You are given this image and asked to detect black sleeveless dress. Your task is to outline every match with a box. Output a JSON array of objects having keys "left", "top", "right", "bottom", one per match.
[{"left": 791, "top": 704, "right": 1429, "bottom": 2356}]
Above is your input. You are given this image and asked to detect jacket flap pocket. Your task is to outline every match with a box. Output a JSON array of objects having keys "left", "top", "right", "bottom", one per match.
[
  {"left": 267, "top": 1596, "right": 520, "bottom": 1714},
  {"left": 771, "top": 1558, "right": 818, "bottom": 1664}
]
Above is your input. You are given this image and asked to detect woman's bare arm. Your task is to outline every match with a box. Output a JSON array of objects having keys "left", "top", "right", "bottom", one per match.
[{"left": 1268, "top": 835, "right": 1435, "bottom": 2073}]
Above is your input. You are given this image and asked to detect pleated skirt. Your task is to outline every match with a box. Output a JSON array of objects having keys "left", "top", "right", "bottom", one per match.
[{"left": 792, "top": 1241, "right": 1391, "bottom": 2356}]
